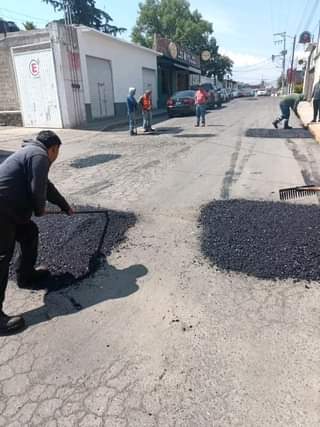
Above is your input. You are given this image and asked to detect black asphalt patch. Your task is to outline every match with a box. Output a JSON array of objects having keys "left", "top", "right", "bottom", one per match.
[
  {"left": 245, "top": 128, "right": 311, "bottom": 139},
  {"left": 70, "top": 154, "right": 121, "bottom": 168},
  {"left": 10, "top": 206, "right": 136, "bottom": 290},
  {"left": 200, "top": 199, "right": 320, "bottom": 281}
]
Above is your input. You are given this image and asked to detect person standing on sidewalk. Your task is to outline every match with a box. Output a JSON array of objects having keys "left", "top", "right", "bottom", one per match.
[
  {"left": 272, "top": 93, "right": 304, "bottom": 129},
  {"left": 126, "top": 87, "right": 138, "bottom": 136},
  {"left": 0, "top": 130, "right": 73, "bottom": 334},
  {"left": 311, "top": 78, "right": 320, "bottom": 122},
  {"left": 195, "top": 86, "right": 208, "bottom": 127},
  {"left": 139, "top": 90, "right": 155, "bottom": 132}
]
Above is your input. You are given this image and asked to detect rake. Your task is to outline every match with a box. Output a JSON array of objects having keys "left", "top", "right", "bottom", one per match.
[{"left": 279, "top": 185, "right": 320, "bottom": 201}]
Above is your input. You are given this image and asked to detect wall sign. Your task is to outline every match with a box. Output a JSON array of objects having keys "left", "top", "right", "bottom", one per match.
[
  {"left": 299, "top": 31, "right": 311, "bottom": 44},
  {"left": 29, "top": 59, "right": 40, "bottom": 77}
]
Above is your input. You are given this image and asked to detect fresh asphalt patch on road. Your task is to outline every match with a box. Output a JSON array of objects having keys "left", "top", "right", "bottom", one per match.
[
  {"left": 245, "top": 128, "right": 311, "bottom": 139},
  {"left": 10, "top": 206, "right": 136, "bottom": 291},
  {"left": 200, "top": 199, "right": 320, "bottom": 281}
]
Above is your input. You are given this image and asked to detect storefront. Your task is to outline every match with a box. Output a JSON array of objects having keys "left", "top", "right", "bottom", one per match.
[{"left": 154, "top": 36, "right": 201, "bottom": 107}]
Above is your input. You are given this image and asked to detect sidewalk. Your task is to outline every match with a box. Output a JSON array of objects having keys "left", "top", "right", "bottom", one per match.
[{"left": 298, "top": 101, "right": 320, "bottom": 143}]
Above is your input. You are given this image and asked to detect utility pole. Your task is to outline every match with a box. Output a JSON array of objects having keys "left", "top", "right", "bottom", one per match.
[
  {"left": 274, "top": 32, "right": 287, "bottom": 94},
  {"left": 289, "top": 35, "right": 297, "bottom": 94}
]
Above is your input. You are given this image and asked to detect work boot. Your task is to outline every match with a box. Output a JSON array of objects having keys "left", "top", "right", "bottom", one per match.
[
  {"left": 17, "top": 266, "right": 50, "bottom": 289},
  {"left": 284, "top": 120, "right": 292, "bottom": 130},
  {"left": 272, "top": 120, "right": 279, "bottom": 129},
  {"left": 195, "top": 123, "right": 199, "bottom": 127},
  {"left": 0, "top": 311, "right": 25, "bottom": 334},
  {"left": 201, "top": 123, "right": 205, "bottom": 127},
  {"left": 130, "top": 130, "right": 136, "bottom": 136}
]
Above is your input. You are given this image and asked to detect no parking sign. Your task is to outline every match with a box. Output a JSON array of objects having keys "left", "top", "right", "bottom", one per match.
[{"left": 29, "top": 59, "right": 40, "bottom": 77}]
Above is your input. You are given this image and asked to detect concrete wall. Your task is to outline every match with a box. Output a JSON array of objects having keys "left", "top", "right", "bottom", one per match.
[
  {"left": 49, "top": 23, "right": 86, "bottom": 128},
  {"left": 0, "top": 30, "right": 49, "bottom": 125},
  {"left": 77, "top": 27, "right": 159, "bottom": 120}
]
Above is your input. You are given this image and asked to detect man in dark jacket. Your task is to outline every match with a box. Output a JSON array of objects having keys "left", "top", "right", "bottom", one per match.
[
  {"left": 311, "top": 78, "right": 320, "bottom": 122},
  {"left": 0, "top": 130, "right": 72, "bottom": 333},
  {"left": 126, "top": 87, "right": 138, "bottom": 136},
  {"left": 272, "top": 93, "right": 304, "bottom": 129}
]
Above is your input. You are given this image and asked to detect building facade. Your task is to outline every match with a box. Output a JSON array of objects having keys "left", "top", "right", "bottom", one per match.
[
  {"left": 153, "top": 36, "right": 201, "bottom": 108},
  {"left": 0, "top": 23, "right": 159, "bottom": 128}
]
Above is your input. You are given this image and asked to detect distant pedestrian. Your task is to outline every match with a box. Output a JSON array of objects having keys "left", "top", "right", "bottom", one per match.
[
  {"left": 195, "top": 86, "right": 208, "bottom": 127},
  {"left": 311, "top": 77, "right": 320, "bottom": 122},
  {"left": 139, "top": 90, "right": 154, "bottom": 132},
  {"left": 127, "top": 87, "right": 138, "bottom": 136},
  {"left": 272, "top": 93, "right": 304, "bottom": 129}
]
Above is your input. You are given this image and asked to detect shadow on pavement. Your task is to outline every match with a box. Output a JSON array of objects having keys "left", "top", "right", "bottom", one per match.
[
  {"left": 23, "top": 261, "right": 148, "bottom": 327},
  {"left": 70, "top": 154, "right": 121, "bottom": 169},
  {"left": 10, "top": 206, "right": 145, "bottom": 329},
  {"left": 0, "top": 149, "right": 13, "bottom": 163},
  {"left": 245, "top": 128, "right": 311, "bottom": 139},
  {"left": 200, "top": 199, "right": 320, "bottom": 281},
  {"left": 206, "top": 124, "right": 225, "bottom": 127}
]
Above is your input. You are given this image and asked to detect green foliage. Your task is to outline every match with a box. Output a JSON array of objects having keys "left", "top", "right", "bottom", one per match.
[
  {"left": 131, "top": 0, "right": 213, "bottom": 51},
  {"left": 43, "top": 0, "right": 126, "bottom": 35},
  {"left": 132, "top": 0, "right": 233, "bottom": 80},
  {"left": 294, "top": 83, "right": 303, "bottom": 93},
  {"left": 23, "top": 21, "right": 37, "bottom": 30}
]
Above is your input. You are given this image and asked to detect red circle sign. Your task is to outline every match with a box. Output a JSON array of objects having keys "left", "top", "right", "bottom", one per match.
[{"left": 29, "top": 60, "right": 39, "bottom": 76}]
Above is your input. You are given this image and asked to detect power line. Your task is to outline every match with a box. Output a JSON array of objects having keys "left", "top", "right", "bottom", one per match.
[{"left": 0, "top": 7, "right": 49, "bottom": 22}]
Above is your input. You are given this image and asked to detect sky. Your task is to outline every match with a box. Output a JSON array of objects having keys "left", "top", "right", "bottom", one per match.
[{"left": 1, "top": 0, "right": 320, "bottom": 84}]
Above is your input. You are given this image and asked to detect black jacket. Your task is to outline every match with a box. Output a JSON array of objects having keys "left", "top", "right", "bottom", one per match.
[{"left": 0, "top": 139, "right": 70, "bottom": 223}]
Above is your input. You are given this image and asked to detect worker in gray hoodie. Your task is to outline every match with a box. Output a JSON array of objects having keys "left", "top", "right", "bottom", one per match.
[
  {"left": 126, "top": 87, "right": 138, "bottom": 136},
  {"left": 0, "top": 130, "right": 72, "bottom": 334}
]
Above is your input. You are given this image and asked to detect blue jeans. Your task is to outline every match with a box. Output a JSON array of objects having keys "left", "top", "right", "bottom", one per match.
[
  {"left": 279, "top": 102, "right": 290, "bottom": 121},
  {"left": 142, "top": 110, "right": 152, "bottom": 130},
  {"left": 196, "top": 104, "right": 206, "bottom": 125},
  {"left": 128, "top": 112, "right": 136, "bottom": 132}
]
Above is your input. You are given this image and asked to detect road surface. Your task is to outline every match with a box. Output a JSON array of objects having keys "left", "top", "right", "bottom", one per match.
[{"left": 1, "top": 97, "right": 320, "bottom": 427}]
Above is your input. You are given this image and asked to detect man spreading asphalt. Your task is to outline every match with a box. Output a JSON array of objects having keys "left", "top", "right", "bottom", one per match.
[
  {"left": 272, "top": 93, "right": 304, "bottom": 129},
  {"left": 0, "top": 130, "right": 72, "bottom": 334},
  {"left": 311, "top": 77, "right": 320, "bottom": 122}
]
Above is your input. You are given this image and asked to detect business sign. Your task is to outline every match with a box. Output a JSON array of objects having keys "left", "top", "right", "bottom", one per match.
[
  {"left": 201, "top": 50, "right": 211, "bottom": 61},
  {"left": 154, "top": 36, "right": 200, "bottom": 69},
  {"left": 299, "top": 31, "right": 311, "bottom": 44},
  {"left": 29, "top": 59, "right": 40, "bottom": 77}
]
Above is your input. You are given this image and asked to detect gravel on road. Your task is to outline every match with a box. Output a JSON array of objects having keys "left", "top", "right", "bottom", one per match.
[
  {"left": 10, "top": 206, "right": 136, "bottom": 290},
  {"left": 200, "top": 199, "right": 320, "bottom": 281}
]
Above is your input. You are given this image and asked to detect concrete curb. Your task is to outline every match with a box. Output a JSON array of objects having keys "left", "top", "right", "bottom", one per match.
[{"left": 298, "top": 101, "right": 320, "bottom": 143}]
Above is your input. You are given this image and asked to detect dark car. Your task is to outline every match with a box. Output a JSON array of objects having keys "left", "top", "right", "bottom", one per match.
[
  {"left": 167, "top": 90, "right": 196, "bottom": 117},
  {"left": 191, "top": 83, "right": 222, "bottom": 108}
]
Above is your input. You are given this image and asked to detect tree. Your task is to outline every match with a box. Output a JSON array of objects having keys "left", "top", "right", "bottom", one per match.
[
  {"left": 202, "top": 52, "right": 233, "bottom": 81},
  {"left": 132, "top": 0, "right": 233, "bottom": 80},
  {"left": 23, "top": 21, "right": 37, "bottom": 30},
  {"left": 43, "top": 0, "right": 126, "bottom": 36},
  {"left": 131, "top": 0, "right": 213, "bottom": 52}
]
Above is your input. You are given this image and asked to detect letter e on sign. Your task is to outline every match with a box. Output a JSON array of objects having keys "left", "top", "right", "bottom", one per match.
[{"left": 29, "top": 59, "right": 40, "bottom": 77}]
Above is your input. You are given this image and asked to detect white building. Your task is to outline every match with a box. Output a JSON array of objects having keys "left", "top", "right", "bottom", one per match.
[
  {"left": 77, "top": 26, "right": 159, "bottom": 121},
  {"left": 2, "top": 23, "right": 159, "bottom": 128}
]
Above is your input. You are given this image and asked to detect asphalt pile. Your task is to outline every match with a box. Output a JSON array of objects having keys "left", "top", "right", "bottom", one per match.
[
  {"left": 10, "top": 206, "right": 136, "bottom": 290},
  {"left": 200, "top": 199, "right": 320, "bottom": 281}
]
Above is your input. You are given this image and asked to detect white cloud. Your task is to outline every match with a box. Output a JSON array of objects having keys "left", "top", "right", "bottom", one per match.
[{"left": 220, "top": 49, "right": 266, "bottom": 67}]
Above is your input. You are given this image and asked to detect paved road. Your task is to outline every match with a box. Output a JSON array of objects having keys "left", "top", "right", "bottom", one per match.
[{"left": 1, "top": 97, "right": 320, "bottom": 426}]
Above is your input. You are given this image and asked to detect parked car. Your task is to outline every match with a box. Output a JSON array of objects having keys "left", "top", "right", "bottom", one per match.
[
  {"left": 256, "top": 89, "right": 268, "bottom": 96},
  {"left": 191, "top": 83, "right": 222, "bottom": 108},
  {"left": 217, "top": 88, "right": 230, "bottom": 102},
  {"left": 231, "top": 90, "right": 239, "bottom": 98},
  {"left": 167, "top": 90, "right": 196, "bottom": 117}
]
